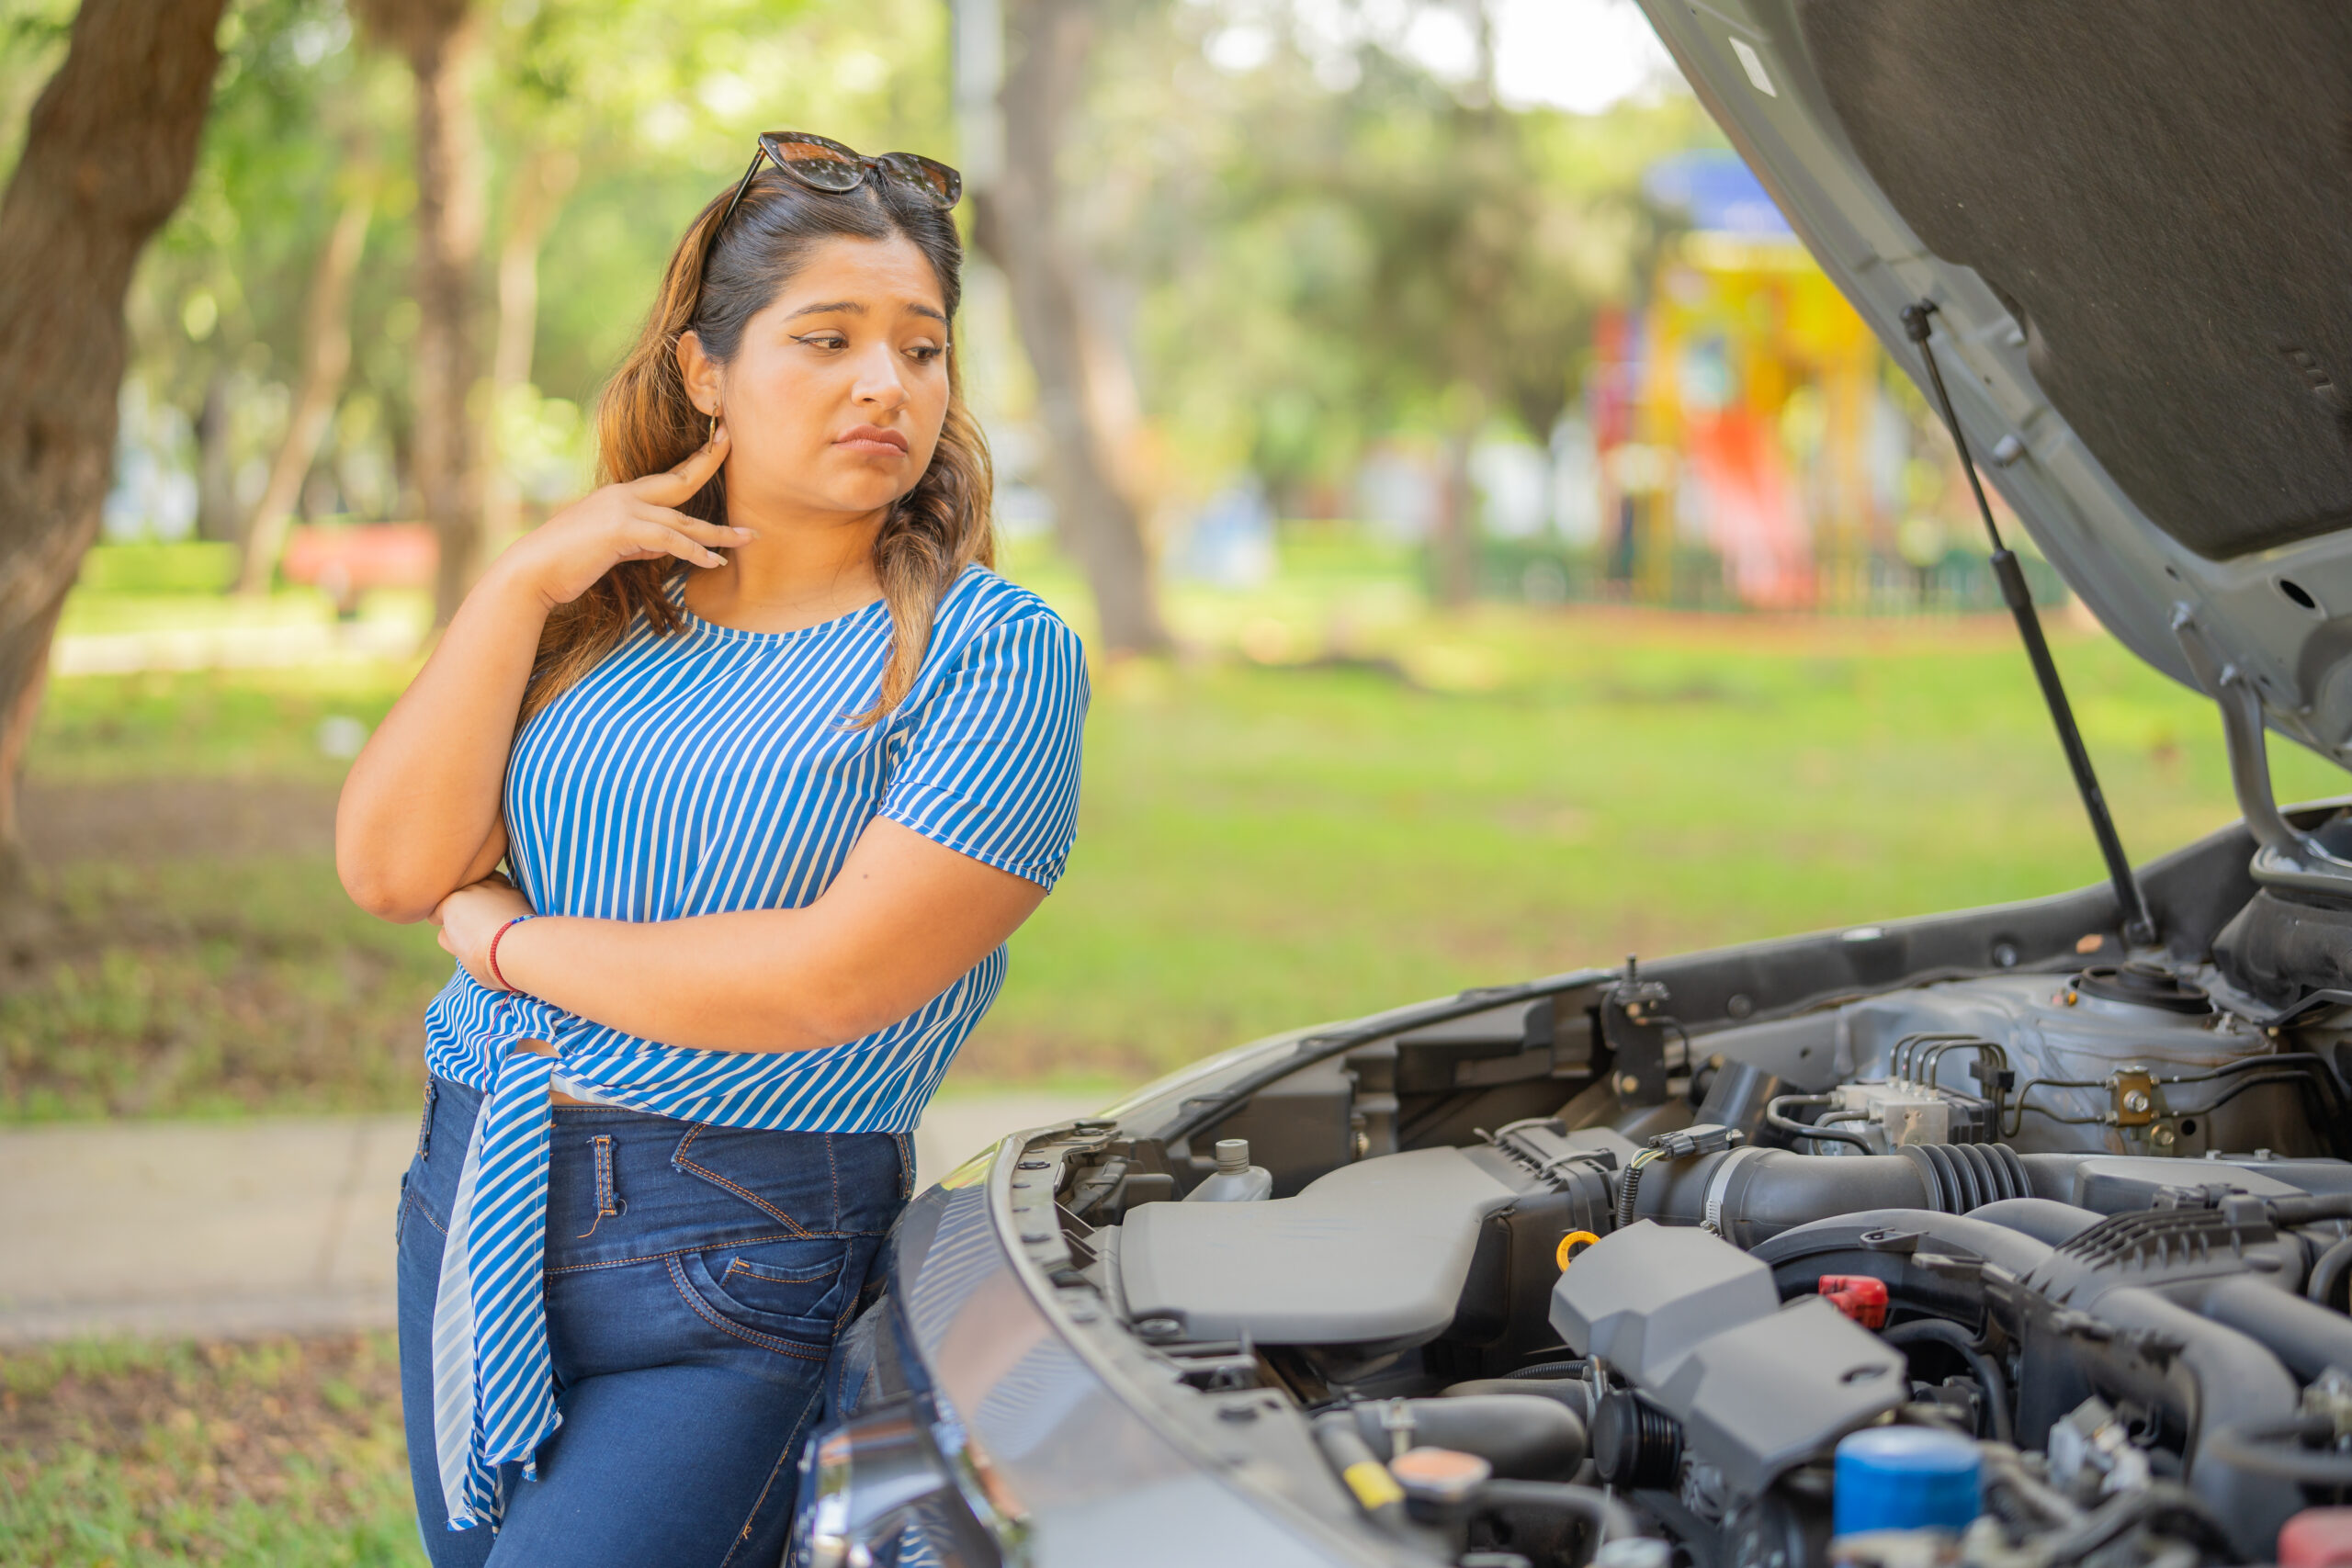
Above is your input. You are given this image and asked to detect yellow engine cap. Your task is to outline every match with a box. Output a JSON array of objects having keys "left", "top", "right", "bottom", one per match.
[{"left": 1555, "top": 1229, "right": 1601, "bottom": 1269}]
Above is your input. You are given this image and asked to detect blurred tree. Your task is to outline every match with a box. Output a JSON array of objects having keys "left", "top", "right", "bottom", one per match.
[
  {"left": 1091, "top": 2, "right": 1690, "bottom": 580},
  {"left": 123, "top": 0, "right": 383, "bottom": 542},
  {"left": 354, "top": 0, "right": 486, "bottom": 626},
  {"left": 237, "top": 141, "right": 376, "bottom": 593},
  {"left": 194, "top": 374, "right": 238, "bottom": 541},
  {"left": 0, "top": 0, "right": 228, "bottom": 893},
  {"left": 481, "top": 141, "right": 576, "bottom": 547},
  {"left": 967, "top": 0, "right": 1170, "bottom": 656}
]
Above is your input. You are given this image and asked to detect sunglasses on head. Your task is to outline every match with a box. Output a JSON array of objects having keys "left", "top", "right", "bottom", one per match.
[{"left": 714, "top": 131, "right": 962, "bottom": 239}]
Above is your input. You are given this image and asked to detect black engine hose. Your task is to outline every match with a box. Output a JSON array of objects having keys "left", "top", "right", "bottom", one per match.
[
  {"left": 2272, "top": 1194, "right": 2352, "bottom": 1227},
  {"left": 2308, "top": 1235, "right": 2352, "bottom": 1312},
  {"left": 2193, "top": 1275, "right": 2352, "bottom": 1384},
  {"left": 2079, "top": 1285, "right": 2303, "bottom": 1562},
  {"left": 2031, "top": 1482, "right": 2235, "bottom": 1565},
  {"left": 1474, "top": 1479, "right": 1641, "bottom": 1548},
  {"left": 1443, "top": 1377, "right": 1593, "bottom": 1424},
  {"left": 2199, "top": 1415, "right": 2352, "bottom": 1490},
  {"left": 1764, "top": 1093, "right": 1876, "bottom": 1152},
  {"left": 1500, "top": 1359, "right": 1589, "bottom": 1381},
  {"left": 1646, "top": 1157, "right": 2021, "bottom": 1248},
  {"left": 1881, "top": 1318, "right": 2016, "bottom": 1446},
  {"left": 1348, "top": 1395, "right": 1588, "bottom": 1481}
]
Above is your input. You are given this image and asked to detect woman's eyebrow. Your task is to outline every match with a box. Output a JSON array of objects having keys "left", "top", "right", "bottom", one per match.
[{"left": 784, "top": 300, "right": 947, "bottom": 323}]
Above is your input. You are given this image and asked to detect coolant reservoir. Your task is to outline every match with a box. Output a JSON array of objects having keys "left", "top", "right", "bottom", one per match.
[{"left": 1185, "top": 1138, "right": 1273, "bottom": 1201}]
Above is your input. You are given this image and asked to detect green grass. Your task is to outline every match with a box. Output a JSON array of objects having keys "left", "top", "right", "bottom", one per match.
[
  {"left": 4, "top": 856, "right": 444, "bottom": 1121},
  {"left": 0, "top": 1335, "right": 422, "bottom": 1566},
  {"left": 26, "top": 659, "right": 408, "bottom": 784},
  {"left": 12, "top": 562, "right": 2345, "bottom": 1117},
  {"left": 9, "top": 662, "right": 443, "bottom": 1122},
  {"left": 973, "top": 604, "right": 2343, "bottom": 1077}
]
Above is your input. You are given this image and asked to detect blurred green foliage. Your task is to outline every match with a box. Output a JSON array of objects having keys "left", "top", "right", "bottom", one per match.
[
  {"left": 0, "top": 0, "right": 962, "bottom": 542},
  {"left": 1101, "top": 34, "right": 1711, "bottom": 506},
  {"left": 0, "top": 0, "right": 1710, "bottom": 547}
]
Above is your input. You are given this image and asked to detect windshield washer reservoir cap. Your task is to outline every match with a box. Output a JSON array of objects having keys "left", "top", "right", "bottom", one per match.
[{"left": 1834, "top": 1427, "right": 1982, "bottom": 1536}]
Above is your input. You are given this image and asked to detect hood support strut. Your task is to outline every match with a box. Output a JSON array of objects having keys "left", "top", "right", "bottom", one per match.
[
  {"left": 1903, "top": 302, "right": 2156, "bottom": 948},
  {"left": 2172, "top": 606, "right": 2352, "bottom": 900}
]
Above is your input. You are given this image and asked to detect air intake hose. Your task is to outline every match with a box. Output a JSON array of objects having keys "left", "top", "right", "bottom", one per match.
[{"left": 1627, "top": 1145, "right": 2033, "bottom": 1246}]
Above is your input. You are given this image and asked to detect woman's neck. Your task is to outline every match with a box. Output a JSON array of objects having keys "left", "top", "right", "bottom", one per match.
[{"left": 684, "top": 491, "right": 887, "bottom": 635}]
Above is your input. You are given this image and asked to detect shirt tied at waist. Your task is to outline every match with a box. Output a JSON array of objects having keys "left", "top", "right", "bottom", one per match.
[{"left": 429, "top": 1007, "right": 566, "bottom": 1532}]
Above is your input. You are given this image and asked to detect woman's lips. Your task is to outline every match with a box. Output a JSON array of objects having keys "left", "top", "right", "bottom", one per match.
[{"left": 835, "top": 425, "right": 910, "bottom": 455}]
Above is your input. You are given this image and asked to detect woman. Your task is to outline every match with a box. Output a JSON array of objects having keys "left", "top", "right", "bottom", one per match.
[{"left": 336, "top": 132, "right": 1088, "bottom": 1567}]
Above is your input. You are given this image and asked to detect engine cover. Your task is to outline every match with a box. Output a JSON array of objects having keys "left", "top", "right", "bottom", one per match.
[{"left": 1550, "top": 1222, "right": 1906, "bottom": 1496}]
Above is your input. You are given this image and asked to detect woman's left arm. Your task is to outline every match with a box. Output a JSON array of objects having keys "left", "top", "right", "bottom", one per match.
[{"left": 437, "top": 818, "right": 1045, "bottom": 1053}]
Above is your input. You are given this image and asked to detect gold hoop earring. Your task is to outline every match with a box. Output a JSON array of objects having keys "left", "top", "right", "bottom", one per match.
[{"left": 707, "top": 412, "right": 718, "bottom": 445}]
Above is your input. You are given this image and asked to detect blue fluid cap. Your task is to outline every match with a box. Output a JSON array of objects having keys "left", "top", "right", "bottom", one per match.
[{"left": 1833, "top": 1427, "right": 1982, "bottom": 1536}]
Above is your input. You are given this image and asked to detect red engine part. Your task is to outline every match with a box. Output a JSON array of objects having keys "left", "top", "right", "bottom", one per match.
[
  {"left": 1816, "top": 1274, "right": 1890, "bottom": 1329},
  {"left": 2281, "top": 1508, "right": 2352, "bottom": 1568}
]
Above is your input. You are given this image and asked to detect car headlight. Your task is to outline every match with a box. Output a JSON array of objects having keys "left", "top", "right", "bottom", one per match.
[{"left": 795, "top": 1392, "right": 1029, "bottom": 1568}]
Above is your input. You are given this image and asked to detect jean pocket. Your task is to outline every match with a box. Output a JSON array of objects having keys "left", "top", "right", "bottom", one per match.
[
  {"left": 673, "top": 1238, "right": 855, "bottom": 1352},
  {"left": 726, "top": 1252, "right": 842, "bottom": 1292}
]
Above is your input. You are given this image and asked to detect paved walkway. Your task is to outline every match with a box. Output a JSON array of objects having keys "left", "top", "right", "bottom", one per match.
[{"left": 0, "top": 1094, "right": 1100, "bottom": 1346}]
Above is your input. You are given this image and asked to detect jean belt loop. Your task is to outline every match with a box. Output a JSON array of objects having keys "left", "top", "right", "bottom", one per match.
[{"left": 578, "top": 1134, "right": 624, "bottom": 1238}]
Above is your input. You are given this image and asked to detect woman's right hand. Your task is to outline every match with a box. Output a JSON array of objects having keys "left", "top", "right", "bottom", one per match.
[{"left": 499, "top": 424, "right": 752, "bottom": 608}]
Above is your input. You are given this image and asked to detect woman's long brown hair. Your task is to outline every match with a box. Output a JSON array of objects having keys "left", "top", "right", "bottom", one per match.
[{"left": 520, "top": 165, "right": 994, "bottom": 728}]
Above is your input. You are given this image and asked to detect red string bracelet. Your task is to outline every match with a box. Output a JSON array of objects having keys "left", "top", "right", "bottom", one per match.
[{"left": 487, "top": 915, "right": 536, "bottom": 993}]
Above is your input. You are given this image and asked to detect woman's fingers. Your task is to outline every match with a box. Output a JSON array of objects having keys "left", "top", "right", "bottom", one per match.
[
  {"left": 634, "top": 424, "right": 730, "bottom": 503},
  {"left": 623, "top": 503, "right": 751, "bottom": 570},
  {"left": 627, "top": 518, "right": 728, "bottom": 569},
  {"left": 634, "top": 503, "right": 753, "bottom": 548}
]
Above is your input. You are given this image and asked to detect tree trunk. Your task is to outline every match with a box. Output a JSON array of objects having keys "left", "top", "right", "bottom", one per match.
[
  {"left": 481, "top": 145, "right": 577, "bottom": 548},
  {"left": 0, "top": 0, "right": 229, "bottom": 897},
  {"left": 357, "top": 0, "right": 486, "bottom": 626},
  {"left": 973, "top": 0, "right": 1168, "bottom": 656},
  {"left": 236, "top": 185, "right": 371, "bottom": 595},
  {"left": 194, "top": 371, "right": 237, "bottom": 544}
]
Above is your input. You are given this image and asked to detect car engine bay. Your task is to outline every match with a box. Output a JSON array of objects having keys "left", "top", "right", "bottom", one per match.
[{"left": 1004, "top": 825, "right": 2352, "bottom": 1568}]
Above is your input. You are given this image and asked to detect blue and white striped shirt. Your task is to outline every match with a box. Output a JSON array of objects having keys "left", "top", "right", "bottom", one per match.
[{"left": 416, "top": 564, "right": 1088, "bottom": 1530}]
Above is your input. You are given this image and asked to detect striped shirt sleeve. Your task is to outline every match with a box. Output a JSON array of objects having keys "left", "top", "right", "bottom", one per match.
[{"left": 878, "top": 608, "right": 1089, "bottom": 890}]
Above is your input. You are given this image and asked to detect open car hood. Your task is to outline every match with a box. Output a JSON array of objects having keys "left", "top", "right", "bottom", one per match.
[{"left": 1633, "top": 0, "right": 2352, "bottom": 772}]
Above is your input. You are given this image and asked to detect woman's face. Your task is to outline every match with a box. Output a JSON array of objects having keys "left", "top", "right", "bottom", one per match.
[{"left": 683, "top": 233, "right": 951, "bottom": 524}]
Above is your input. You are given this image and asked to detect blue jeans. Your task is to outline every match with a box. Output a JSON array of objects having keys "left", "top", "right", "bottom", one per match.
[{"left": 397, "top": 1076, "right": 910, "bottom": 1568}]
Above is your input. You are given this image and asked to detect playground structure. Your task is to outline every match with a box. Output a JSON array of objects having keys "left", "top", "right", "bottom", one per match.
[{"left": 1584, "top": 151, "right": 2029, "bottom": 614}]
